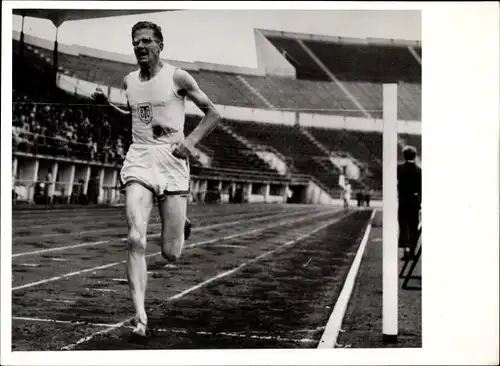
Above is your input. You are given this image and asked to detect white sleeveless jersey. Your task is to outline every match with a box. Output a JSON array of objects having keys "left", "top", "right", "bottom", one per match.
[{"left": 125, "top": 63, "right": 186, "bottom": 145}]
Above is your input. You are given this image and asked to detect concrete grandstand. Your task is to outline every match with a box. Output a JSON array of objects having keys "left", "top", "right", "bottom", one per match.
[{"left": 11, "top": 27, "right": 421, "bottom": 206}]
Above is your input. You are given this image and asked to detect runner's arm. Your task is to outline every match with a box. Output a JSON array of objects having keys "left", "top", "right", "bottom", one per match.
[
  {"left": 109, "top": 101, "right": 131, "bottom": 116},
  {"left": 110, "top": 76, "right": 131, "bottom": 115},
  {"left": 91, "top": 77, "right": 131, "bottom": 115},
  {"left": 174, "top": 69, "right": 221, "bottom": 149}
]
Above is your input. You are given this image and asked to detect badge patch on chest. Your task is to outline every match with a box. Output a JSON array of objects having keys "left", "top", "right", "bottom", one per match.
[{"left": 138, "top": 102, "right": 153, "bottom": 124}]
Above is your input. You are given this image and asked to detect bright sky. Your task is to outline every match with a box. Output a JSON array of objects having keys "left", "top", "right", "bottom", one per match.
[{"left": 12, "top": 9, "right": 421, "bottom": 68}]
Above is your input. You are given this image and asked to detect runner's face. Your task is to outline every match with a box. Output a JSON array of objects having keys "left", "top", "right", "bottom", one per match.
[{"left": 133, "top": 28, "right": 163, "bottom": 65}]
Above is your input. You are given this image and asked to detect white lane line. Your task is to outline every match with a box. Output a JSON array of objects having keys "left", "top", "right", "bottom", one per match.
[
  {"left": 111, "top": 278, "right": 128, "bottom": 283},
  {"left": 17, "top": 263, "right": 41, "bottom": 267},
  {"left": 12, "top": 262, "right": 130, "bottom": 291},
  {"left": 47, "top": 258, "right": 69, "bottom": 262},
  {"left": 13, "top": 209, "right": 114, "bottom": 215},
  {"left": 86, "top": 288, "right": 117, "bottom": 293},
  {"left": 12, "top": 212, "right": 183, "bottom": 231},
  {"left": 12, "top": 209, "right": 341, "bottom": 292},
  {"left": 11, "top": 316, "right": 315, "bottom": 343},
  {"left": 317, "top": 209, "right": 376, "bottom": 349},
  {"left": 61, "top": 212, "right": 351, "bottom": 351},
  {"left": 209, "top": 244, "right": 247, "bottom": 249},
  {"left": 13, "top": 209, "right": 289, "bottom": 241},
  {"left": 12, "top": 316, "right": 120, "bottom": 328},
  {"left": 12, "top": 207, "right": 290, "bottom": 228},
  {"left": 12, "top": 205, "right": 285, "bottom": 217},
  {"left": 156, "top": 329, "right": 317, "bottom": 344},
  {"left": 12, "top": 209, "right": 321, "bottom": 258},
  {"left": 43, "top": 299, "right": 77, "bottom": 304},
  {"left": 13, "top": 240, "right": 106, "bottom": 258}
]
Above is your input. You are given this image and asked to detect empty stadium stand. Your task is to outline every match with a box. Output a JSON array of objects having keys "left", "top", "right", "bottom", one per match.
[
  {"left": 224, "top": 120, "right": 342, "bottom": 193},
  {"left": 266, "top": 35, "right": 421, "bottom": 84},
  {"left": 303, "top": 40, "right": 421, "bottom": 83},
  {"left": 266, "top": 36, "right": 328, "bottom": 81},
  {"left": 185, "top": 116, "right": 281, "bottom": 175},
  {"left": 305, "top": 126, "right": 383, "bottom": 189},
  {"left": 241, "top": 75, "right": 364, "bottom": 117}
]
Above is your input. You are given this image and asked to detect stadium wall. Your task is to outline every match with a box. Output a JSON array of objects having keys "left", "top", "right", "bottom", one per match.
[{"left": 13, "top": 154, "right": 325, "bottom": 206}]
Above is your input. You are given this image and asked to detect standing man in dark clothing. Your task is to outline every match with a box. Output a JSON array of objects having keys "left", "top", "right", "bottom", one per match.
[
  {"left": 398, "top": 146, "right": 422, "bottom": 260},
  {"left": 363, "top": 187, "right": 372, "bottom": 207},
  {"left": 228, "top": 184, "right": 234, "bottom": 203},
  {"left": 356, "top": 189, "right": 364, "bottom": 207}
]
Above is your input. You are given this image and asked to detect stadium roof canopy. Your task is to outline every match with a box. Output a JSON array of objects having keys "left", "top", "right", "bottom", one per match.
[{"left": 12, "top": 9, "right": 178, "bottom": 28}]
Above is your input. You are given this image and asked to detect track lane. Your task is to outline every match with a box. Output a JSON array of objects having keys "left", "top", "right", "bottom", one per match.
[
  {"left": 12, "top": 208, "right": 341, "bottom": 290},
  {"left": 12, "top": 204, "right": 288, "bottom": 234},
  {"left": 12, "top": 206, "right": 305, "bottom": 255},
  {"left": 61, "top": 211, "right": 359, "bottom": 351},
  {"left": 12, "top": 209, "right": 352, "bottom": 351},
  {"left": 11, "top": 204, "right": 373, "bottom": 352}
]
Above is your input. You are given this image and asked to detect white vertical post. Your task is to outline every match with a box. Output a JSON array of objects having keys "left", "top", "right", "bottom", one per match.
[
  {"left": 30, "top": 159, "right": 40, "bottom": 202},
  {"left": 246, "top": 183, "right": 253, "bottom": 203},
  {"left": 110, "top": 170, "right": 118, "bottom": 203},
  {"left": 382, "top": 83, "right": 399, "bottom": 343},
  {"left": 67, "top": 165, "right": 76, "bottom": 204},
  {"left": 51, "top": 162, "right": 59, "bottom": 198},
  {"left": 83, "top": 166, "right": 91, "bottom": 195},
  {"left": 98, "top": 168, "right": 105, "bottom": 203},
  {"left": 263, "top": 183, "right": 270, "bottom": 203}
]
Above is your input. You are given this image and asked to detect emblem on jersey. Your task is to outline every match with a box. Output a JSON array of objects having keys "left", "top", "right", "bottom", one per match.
[
  {"left": 153, "top": 125, "right": 179, "bottom": 139},
  {"left": 138, "top": 102, "right": 153, "bottom": 124}
]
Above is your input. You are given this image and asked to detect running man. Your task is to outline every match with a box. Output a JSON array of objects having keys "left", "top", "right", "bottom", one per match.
[{"left": 91, "top": 21, "right": 221, "bottom": 336}]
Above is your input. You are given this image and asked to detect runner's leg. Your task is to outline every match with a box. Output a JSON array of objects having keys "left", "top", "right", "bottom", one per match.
[
  {"left": 125, "top": 182, "right": 154, "bottom": 332},
  {"left": 158, "top": 194, "right": 188, "bottom": 262}
]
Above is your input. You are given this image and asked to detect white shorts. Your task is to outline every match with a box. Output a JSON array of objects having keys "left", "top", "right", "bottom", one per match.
[{"left": 120, "top": 143, "right": 190, "bottom": 199}]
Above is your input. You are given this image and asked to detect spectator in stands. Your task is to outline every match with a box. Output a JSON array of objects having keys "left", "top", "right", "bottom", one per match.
[
  {"left": 398, "top": 145, "right": 422, "bottom": 260},
  {"left": 12, "top": 89, "right": 131, "bottom": 166}
]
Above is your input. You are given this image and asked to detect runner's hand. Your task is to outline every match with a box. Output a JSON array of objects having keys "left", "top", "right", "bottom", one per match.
[
  {"left": 91, "top": 88, "right": 108, "bottom": 104},
  {"left": 172, "top": 141, "right": 193, "bottom": 160}
]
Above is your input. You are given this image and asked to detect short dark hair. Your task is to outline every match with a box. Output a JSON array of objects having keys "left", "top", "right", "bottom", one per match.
[
  {"left": 131, "top": 21, "right": 164, "bottom": 42},
  {"left": 403, "top": 145, "right": 417, "bottom": 161}
]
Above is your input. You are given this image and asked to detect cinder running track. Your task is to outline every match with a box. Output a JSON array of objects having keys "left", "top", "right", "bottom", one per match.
[{"left": 10, "top": 203, "right": 372, "bottom": 351}]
